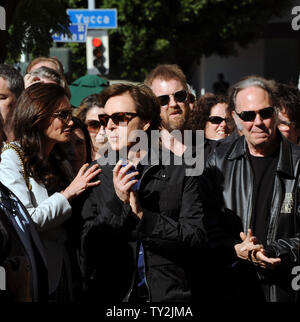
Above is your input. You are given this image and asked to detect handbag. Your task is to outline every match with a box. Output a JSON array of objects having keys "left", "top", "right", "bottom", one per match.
[{"left": 1, "top": 143, "right": 32, "bottom": 191}]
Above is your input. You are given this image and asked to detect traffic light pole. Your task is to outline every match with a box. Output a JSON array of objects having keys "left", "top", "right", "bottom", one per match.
[
  {"left": 88, "top": 0, "right": 95, "bottom": 10},
  {"left": 86, "top": 29, "right": 109, "bottom": 75},
  {"left": 86, "top": 1, "right": 111, "bottom": 75}
]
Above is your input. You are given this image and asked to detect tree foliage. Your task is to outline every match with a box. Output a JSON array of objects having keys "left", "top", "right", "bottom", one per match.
[
  {"left": 1, "top": 0, "right": 70, "bottom": 63},
  {"left": 99, "top": 0, "right": 293, "bottom": 81},
  {"left": 1, "top": 0, "right": 294, "bottom": 82}
]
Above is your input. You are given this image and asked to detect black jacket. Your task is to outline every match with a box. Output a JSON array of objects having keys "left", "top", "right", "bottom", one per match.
[
  {"left": 0, "top": 182, "right": 48, "bottom": 302},
  {"left": 201, "top": 134, "right": 300, "bottom": 302},
  {"left": 80, "top": 151, "right": 207, "bottom": 302}
]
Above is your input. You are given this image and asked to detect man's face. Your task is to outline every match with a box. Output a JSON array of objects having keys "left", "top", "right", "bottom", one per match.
[
  {"left": 233, "top": 86, "right": 278, "bottom": 153},
  {"left": 104, "top": 92, "right": 149, "bottom": 152},
  {"left": 150, "top": 78, "right": 190, "bottom": 132},
  {"left": 0, "top": 77, "right": 16, "bottom": 123}
]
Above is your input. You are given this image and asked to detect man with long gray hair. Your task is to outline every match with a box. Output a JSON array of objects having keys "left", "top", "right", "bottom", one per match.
[{"left": 201, "top": 75, "right": 300, "bottom": 302}]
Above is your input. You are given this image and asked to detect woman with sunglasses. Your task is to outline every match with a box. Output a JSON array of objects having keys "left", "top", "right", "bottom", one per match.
[
  {"left": 74, "top": 93, "right": 107, "bottom": 160},
  {"left": 0, "top": 83, "right": 101, "bottom": 301},
  {"left": 188, "top": 93, "right": 234, "bottom": 160}
]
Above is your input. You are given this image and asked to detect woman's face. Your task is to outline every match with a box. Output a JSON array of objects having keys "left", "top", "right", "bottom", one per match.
[
  {"left": 85, "top": 105, "right": 105, "bottom": 154},
  {"left": 63, "top": 128, "right": 87, "bottom": 175},
  {"left": 43, "top": 96, "right": 73, "bottom": 144},
  {"left": 205, "top": 103, "right": 232, "bottom": 140},
  {"left": 277, "top": 107, "right": 300, "bottom": 144}
]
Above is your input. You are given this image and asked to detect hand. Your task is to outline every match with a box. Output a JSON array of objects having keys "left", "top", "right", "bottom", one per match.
[
  {"left": 129, "top": 191, "right": 143, "bottom": 219},
  {"left": 253, "top": 249, "right": 281, "bottom": 269},
  {"left": 113, "top": 160, "right": 139, "bottom": 204},
  {"left": 234, "top": 229, "right": 261, "bottom": 260},
  {"left": 240, "top": 243, "right": 281, "bottom": 269},
  {"left": 61, "top": 163, "right": 101, "bottom": 200}
]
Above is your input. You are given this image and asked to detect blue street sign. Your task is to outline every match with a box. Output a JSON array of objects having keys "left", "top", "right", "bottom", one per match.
[
  {"left": 67, "top": 9, "right": 117, "bottom": 29},
  {"left": 52, "top": 23, "right": 87, "bottom": 42}
]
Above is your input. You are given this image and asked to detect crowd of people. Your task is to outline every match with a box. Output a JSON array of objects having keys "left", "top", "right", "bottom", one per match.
[{"left": 0, "top": 58, "right": 300, "bottom": 303}]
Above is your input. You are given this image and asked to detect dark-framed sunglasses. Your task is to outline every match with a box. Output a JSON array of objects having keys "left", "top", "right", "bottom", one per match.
[
  {"left": 85, "top": 120, "right": 101, "bottom": 132},
  {"left": 53, "top": 109, "right": 73, "bottom": 123},
  {"left": 235, "top": 106, "right": 274, "bottom": 122},
  {"left": 157, "top": 90, "right": 188, "bottom": 107},
  {"left": 208, "top": 116, "right": 230, "bottom": 124},
  {"left": 98, "top": 112, "right": 138, "bottom": 127}
]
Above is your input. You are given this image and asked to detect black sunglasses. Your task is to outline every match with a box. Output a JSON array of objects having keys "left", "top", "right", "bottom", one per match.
[
  {"left": 208, "top": 116, "right": 230, "bottom": 124},
  {"left": 235, "top": 106, "right": 274, "bottom": 122},
  {"left": 53, "top": 110, "right": 73, "bottom": 123},
  {"left": 98, "top": 112, "right": 138, "bottom": 127},
  {"left": 157, "top": 90, "right": 188, "bottom": 107}
]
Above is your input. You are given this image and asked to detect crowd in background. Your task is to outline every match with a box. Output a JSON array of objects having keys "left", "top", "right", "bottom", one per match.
[{"left": 0, "top": 57, "right": 300, "bottom": 303}]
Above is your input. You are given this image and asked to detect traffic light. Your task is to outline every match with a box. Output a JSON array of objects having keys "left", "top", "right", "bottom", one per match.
[
  {"left": 92, "top": 37, "right": 106, "bottom": 75},
  {"left": 86, "top": 30, "right": 109, "bottom": 75}
]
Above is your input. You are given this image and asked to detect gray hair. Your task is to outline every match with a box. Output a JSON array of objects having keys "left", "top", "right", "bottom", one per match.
[
  {"left": 0, "top": 64, "right": 24, "bottom": 98},
  {"left": 228, "top": 75, "right": 278, "bottom": 113},
  {"left": 28, "top": 66, "right": 65, "bottom": 88}
]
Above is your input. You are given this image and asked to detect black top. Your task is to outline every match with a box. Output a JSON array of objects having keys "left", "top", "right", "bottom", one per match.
[{"left": 249, "top": 149, "right": 279, "bottom": 244}]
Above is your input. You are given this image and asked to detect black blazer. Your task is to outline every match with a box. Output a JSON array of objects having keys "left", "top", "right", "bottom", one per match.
[{"left": 80, "top": 150, "right": 207, "bottom": 302}]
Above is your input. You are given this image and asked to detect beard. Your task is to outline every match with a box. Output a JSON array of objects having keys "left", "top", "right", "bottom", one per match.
[{"left": 161, "top": 102, "right": 190, "bottom": 132}]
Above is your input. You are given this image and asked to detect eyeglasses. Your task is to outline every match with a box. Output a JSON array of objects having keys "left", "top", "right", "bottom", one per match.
[
  {"left": 86, "top": 120, "right": 101, "bottom": 132},
  {"left": 98, "top": 112, "right": 138, "bottom": 127},
  {"left": 208, "top": 116, "right": 230, "bottom": 124},
  {"left": 235, "top": 106, "right": 274, "bottom": 122},
  {"left": 157, "top": 90, "right": 188, "bottom": 107},
  {"left": 53, "top": 109, "right": 73, "bottom": 123}
]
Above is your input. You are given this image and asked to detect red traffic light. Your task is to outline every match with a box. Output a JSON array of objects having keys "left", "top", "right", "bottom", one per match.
[{"left": 92, "top": 37, "right": 102, "bottom": 47}]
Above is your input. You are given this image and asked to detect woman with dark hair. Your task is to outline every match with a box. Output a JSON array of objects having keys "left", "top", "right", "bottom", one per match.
[
  {"left": 60, "top": 117, "right": 93, "bottom": 176},
  {"left": 0, "top": 82, "right": 100, "bottom": 301},
  {"left": 74, "top": 94, "right": 107, "bottom": 160},
  {"left": 0, "top": 115, "right": 48, "bottom": 302},
  {"left": 188, "top": 93, "right": 234, "bottom": 160}
]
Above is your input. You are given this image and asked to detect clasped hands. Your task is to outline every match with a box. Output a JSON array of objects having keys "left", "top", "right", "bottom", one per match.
[
  {"left": 112, "top": 160, "right": 143, "bottom": 219},
  {"left": 234, "top": 229, "right": 281, "bottom": 269}
]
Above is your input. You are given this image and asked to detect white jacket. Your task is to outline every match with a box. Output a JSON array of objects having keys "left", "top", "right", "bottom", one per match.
[{"left": 0, "top": 145, "right": 72, "bottom": 294}]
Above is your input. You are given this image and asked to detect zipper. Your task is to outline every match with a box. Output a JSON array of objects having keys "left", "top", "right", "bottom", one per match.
[
  {"left": 245, "top": 154, "right": 254, "bottom": 231},
  {"left": 124, "top": 243, "right": 139, "bottom": 302},
  {"left": 267, "top": 173, "right": 282, "bottom": 244}
]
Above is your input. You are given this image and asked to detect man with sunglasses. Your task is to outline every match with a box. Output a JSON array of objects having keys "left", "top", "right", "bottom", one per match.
[
  {"left": 80, "top": 83, "right": 207, "bottom": 303},
  {"left": 144, "top": 64, "right": 191, "bottom": 156},
  {"left": 201, "top": 75, "right": 300, "bottom": 302}
]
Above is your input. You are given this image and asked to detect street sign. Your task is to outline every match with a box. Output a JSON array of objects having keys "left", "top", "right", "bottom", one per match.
[
  {"left": 67, "top": 9, "right": 117, "bottom": 29},
  {"left": 52, "top": 23, "right": 87, "bottom": 43}
]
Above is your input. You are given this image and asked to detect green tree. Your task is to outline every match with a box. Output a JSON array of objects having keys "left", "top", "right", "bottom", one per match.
[
  {"left": 100, "top": 0, "right": 293, "bottom": 81},
  {"left": 0, "top": 0, "right": 70, "bottom": 63},
  {"left": 1, "top": 0, "right": 294, "bottom": 82}
]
